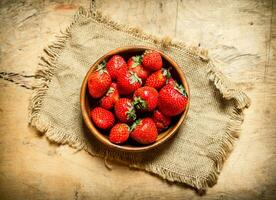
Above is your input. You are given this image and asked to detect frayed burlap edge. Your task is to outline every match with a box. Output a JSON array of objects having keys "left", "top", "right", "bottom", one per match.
[
  {"left": 28, "top": 6, "right": 251, "bottom": 191},
  {"left": 28, "top": 8, "right": 88, "bottom": 150}
]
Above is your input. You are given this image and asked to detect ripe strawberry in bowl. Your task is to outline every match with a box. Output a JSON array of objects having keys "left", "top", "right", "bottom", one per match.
[
  {"left": 145, "top": 68, "right": 171, "bottom": 90},
  {"left": 142, "top": 50, "right": 163, "bottom": 71},
  {"left": 100, "top": 83, "right": 119, "bottom": 110},
  {"left": 114, "top": 98, "right": 136, "bottom": 123},
  {"left": 130, "top": 117, "right": 158, "bottom": 145},
  {"left": 152, "top": 110, "right": 171, "bottom": 132},
  {"left": 90, "top": 107, "right": 115, "bottom": 130},
  {"left": 117, "top": 70, "right": 142, "bottom": 95},
  {"left": 158, "top": 82, "right": 189, "bottom": 117},
  {"left": 106, "top": 55, "right": 128, "bottom": 80},
  {"left": 127, "top": 55, "right": 150, "bottom": 83},
  {"left": 87, "top": 61, "right": 112, "bottom": 98},
  {"left": 133, "top": 86, "right": 158, "bottom": 112},
  {"left": 109, "top": 123, "right": 130, "bottom": 144}
]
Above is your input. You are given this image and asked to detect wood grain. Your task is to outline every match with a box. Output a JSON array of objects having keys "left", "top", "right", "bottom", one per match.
[{"left": 0, "top": 0, "right": 276, "bottom": 199}]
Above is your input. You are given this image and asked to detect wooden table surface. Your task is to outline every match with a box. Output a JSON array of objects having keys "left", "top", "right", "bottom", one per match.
[{"left": 1, "top": 0, "right": 276, "bottom": 199}]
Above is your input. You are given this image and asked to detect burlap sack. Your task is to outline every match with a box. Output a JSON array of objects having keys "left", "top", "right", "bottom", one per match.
[{"left": 28, "top": 7, "right": 250, "bottom": 190}]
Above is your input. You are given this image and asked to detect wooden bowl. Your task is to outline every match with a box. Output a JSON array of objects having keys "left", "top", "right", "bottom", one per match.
[{"left": 80, "top": 46, "right": 190, "bottom": 152}]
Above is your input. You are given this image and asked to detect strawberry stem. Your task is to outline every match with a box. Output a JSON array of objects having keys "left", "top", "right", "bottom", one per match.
[
  {"left": 126, "top": 124, "right": 131, "bottom": 132},
  {"left": 129, "top": 119, "right": 141, "bottom": 132},
  {"left": 162, "top": 68, "right": 171, "bottom": 79},
  {"left": 174, "top": 82, "right": 187, "bottom": 97},
  {"left": 96, "top": 60, "right": 107, "bottom": 76},
  {"left": 129, "top": 71, "right": 142, "bottom": 84},
  {"left": 105, "top": 87, "right": 115, "bottom": 96},
  {"left": 126, "top": 102, "right": 136, "bottom": 121},
  {"left": 133, "top": 97, "right": 147, "bottom": 110},
  {"left": 131, "top": 55, "right": 142, "bottom": 68}
]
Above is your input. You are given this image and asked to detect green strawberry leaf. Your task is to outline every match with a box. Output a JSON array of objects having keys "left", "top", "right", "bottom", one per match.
[
  {"left": 129, "top": 71, "right": 142, "bottom": 84},
  {"left": 162, "top": 68, "right": 171, "bottom": 79},
  {"left": 129, "top": 119, "right": 141, "bottom": 132},
  {"left": 174, "top": 82, "right": 187, "bottom": 97},
  {"left": 105, "top": 87, "right": 115, "bottom": 96},
  {"left": 131, "top": 62, "right": 140, "bottom": 68},
  {"left": 133, "top": 97, "right": 147, "bottom": 110},
  {"left": 96, "top": 60, "right": 107, "bottom": 76},
  {"left": 131, "top": 56, "right": 142, "bottom": 68},
  {"left": 126, "top": 102, "right": 136, "bottom": 121},
  {"left": 132, "top": 55, "right": 142, "bottom": 63},
  {"left": 126, "top": 124, "right": 131, "bottom": 132}
]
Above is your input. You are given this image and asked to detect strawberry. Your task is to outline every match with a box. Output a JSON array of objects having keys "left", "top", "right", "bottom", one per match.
[
  {"left": 127, "top": 55, "right": 150, "bottom": 82},
  {"left": 88, "top": 61, "right": 112, "bottom": 98},
  {"left": 145, "top": 68, "right": 171, "bottom": 90},
  {"left": 117, "top": 71, "right": 142, "bottom": 95},
  {"left": 109, "top": 123, "right": 130, "bottom": 144},
  {"left": 166, "top": 77, "right": 175, "bottom": 86},
  {"left": 90, "top": 107, "right": 115, "bottom": 129},
  {"left": 100, "top": 83, "right": 119, "bottom": 110},
  {"left": 114, "top": 98, "right": 136, "bottom": 123},
  {"left": 106, "top": 55, "right": 128, "bottom": 80},
  {"left": 142, "top": 50, "right": 162, "bottom": 71},
  {"left": 130, "top": 117, "right": 158, "bottom": 144},
  {"left": 158, "top": 83, "right": 188, "bottom": 117},
  {"left": 152, "top": 110, "right": 171, "bottom": 132},
  {"left": 133, "top": 86, "right": 158, "bottom": 112}
]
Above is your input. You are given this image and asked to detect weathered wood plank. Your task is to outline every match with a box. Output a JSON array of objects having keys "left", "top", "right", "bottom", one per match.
[{"left": 94, "top": 0, "right": 178, "bottom": 37}]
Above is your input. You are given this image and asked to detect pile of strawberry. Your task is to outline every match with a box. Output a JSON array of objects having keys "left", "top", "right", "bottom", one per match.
[{"left": 88, "top": 50, "right": 188, "bottom": 145}]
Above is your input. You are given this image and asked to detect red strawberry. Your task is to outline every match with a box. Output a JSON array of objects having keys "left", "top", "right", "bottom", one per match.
[
  {"left": 114, "top": 98, "right": 136, "bottom": 123},
  {"left": 158, "top": 83, "right": 188, "bottom": 116},
  {"left": 117, "top": 71, "right": 142, "bottom": 95},
  {"left": 90, "top": 107, "right": 115, "bottom": 129},
  {"left": 152, "top": 110, "right": 171, "bottom": 132},
  {"left": 145, "top": 68, "right": 171, "bottom": 90},
  {"left": 109, "top": 123, "right": 130, "bottom": 144},
  {"left": 166, "top": 77, "right": 175, "bottom": 86},
  {"left": 106, "top": 55, "right": 128, "bottom": 80},
  {"left": 130, "top": 117, "right": 158, "bottom": 144},
  {"left": 88, "top": 62, "right": 112, "bottom": 98},
  {"left": 100, "top": 83, "right": 119, "bottom": 110},
  {"left": 142, "top": 50, "right": 162, "bottom": 71},
  {"left": 133, "top": 86, "right": 158, "bottom": 112},
  {"left": 127, "top": 56, "right": 150, "bottom": 82}
]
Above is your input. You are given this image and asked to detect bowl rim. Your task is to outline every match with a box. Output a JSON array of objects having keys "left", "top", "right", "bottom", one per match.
[{"left": 80, "top": 46, "right": 190, "bottom": 152}]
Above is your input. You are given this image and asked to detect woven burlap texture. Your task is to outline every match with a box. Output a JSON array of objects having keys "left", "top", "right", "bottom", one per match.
[{"left": 28, "top": 7, "right": 251, "bottom": 190}]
